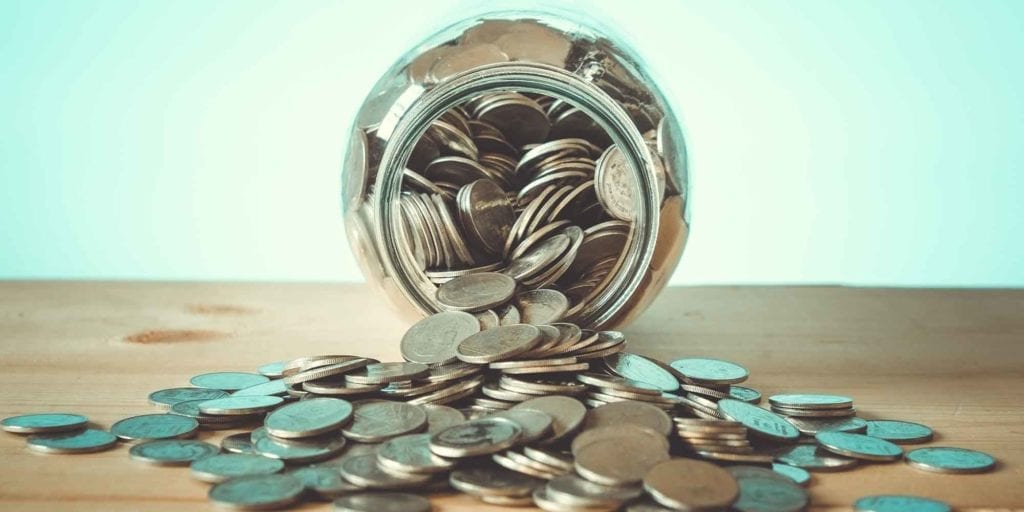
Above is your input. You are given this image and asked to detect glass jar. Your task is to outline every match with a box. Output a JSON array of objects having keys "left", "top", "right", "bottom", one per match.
[{"left": 341, "top": 9, "right": 689, "bottom": 330}]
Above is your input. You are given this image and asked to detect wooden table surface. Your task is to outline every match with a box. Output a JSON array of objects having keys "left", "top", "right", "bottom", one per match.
[{"left": 0, "top": 282, "right": 1021, "bottom": 511}]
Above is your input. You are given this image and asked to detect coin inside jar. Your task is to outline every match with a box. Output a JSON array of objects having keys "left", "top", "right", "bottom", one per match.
[{"left": 436, "top": 272, "right": 517, "bottom": 312}]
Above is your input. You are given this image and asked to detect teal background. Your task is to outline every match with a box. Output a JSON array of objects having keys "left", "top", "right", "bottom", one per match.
[{"left": 1, "top": 0, "right": 1021, "bottom": 286}]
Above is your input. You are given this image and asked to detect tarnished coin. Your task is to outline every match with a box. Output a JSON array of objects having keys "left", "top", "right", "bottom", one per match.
[
  {"left": 594, "top": 144, "right": 637, "bottom": 221},
  {"left": 436, "top": 272, "right": 517, "bottom": 312},
  {"left": 148, "top": 387, "right": 229, "bottom": 408},
  {"left": 729, "top": 386, "right": 762, "bottom": 404},
  {"left": 505, "top": 233, "right": 570, "bottom": 281},
  {"left": 644, "top": 458, "right": 739, "bottom": 510},
  {"left": 190, "top": 372, "right": 270, "bottom": 391},
  {"left": 129, "top": 439, "right": 218, "bottom": 465},
  {"left": 728, "top": 465, "right": 808, "bottom": 512},
  {"left": 450, "top": 463, "right": 543, "bottom": 497},
  {"left": 773, "top": 444, "right": 859, "bottom": 472},
  {"left": 339, "top": 453, "right": 432, "bottom": 489},
  {"left": 905, "top": 446, "right": 996, "bottom": 474},
  {"left": 290, "top": 466, "right": 359, "bottom": 499},
  {"left": 545, "top": 472, "right": 643, "bottom": 508},
  {"left": 670, "top": 358, "right": 749, "bottom": 385},
  {"left": 430, "top": 417, "right": 522, "bottom": 458},
  {"left": 511, "top": 395, "right": 587, "bottom": 444},
  {"left": 422, "top": 404, "right": 466, "bottom": 433},
  {"left": 111, "top": 414, "right": 199, "bottom": 441},
  {"left": 717, "top": 399, "right": 799, "bottom": 442},
  {"left": 230, "top": 379, "right": 289, "bottom": 397},
  {"left": 334, "top": 492, "right": 432, "bottom": 512},
  {"left": 1, "top": 413, "right": 87, "bottom": 434},
  {"left": 342, "top": 400, "right": 428, "bottom": 442},
  {"left": 191, "top": 453, "right": 284, "bottom": 483},
  {"left": 603, "top": 352, "right": 680, "bottom": 392},
  {"left": 769, "top": 393, "right": 853, "bottom": 410},
  {"left": 456, "top": 324, "right": 542, "bottom": 364},
  {"left": 815, "top": 431, "right": 903, "bottom": 462},
  {"left": 208, "top": 473, "right": 304, "bottom": 510},
  {"left": 345, "top": 362, "right": 430, "bottom": 385},
  {"left": 198, "top": 395, "right": 284, "bottom": 416},
  {"left": 257, "top": 361, "right": 287, "bottom": 378},
  {"left": 772, "top": 463, "right": 811, "bottom": 486},
  {"left": 459, "top": 178, "right": 514, "bottom": 256},
  {"left": 786, "top": 416, "right": 868, "bottom": 435},
  {"left": 572, "top": 425, "right": 669, "bottom": 457},
  {"left": 865, "top": 420, "right": 934, "bottom": 444},
  {"left": 265, "top": 397, "right": 354, "bottom": 439},
  {"left": 220, "top": 432, "right": 256, "bottom": 454},
  {"left": 574, "top": 435, "right": 670, "bottom": 486},
  {"left": 251, "top": 427, "right": 347, "bottom": 463},
  {"left": 486, "top": 409, "right": 553, "bottom": 444},
  {"left": 516, "top": 289, "right": 569, "bottom": 325},
  {"left": 523, "top": 446, "right": 574, "bottom": 472},
  {"left": 377, "top": 433, "right": 456, "bottom": 474},
  {"left": 400, "top": 311, "right": 481, "bottom": 365},
  {"left": 26, "top": 428, "right": 118, "bottom": 454},
  {"left": 582, "top": 400, "right": 673, "bottom": 436},
  {"left": 854, "top": 495, "right": 952, "bottom": 512}
]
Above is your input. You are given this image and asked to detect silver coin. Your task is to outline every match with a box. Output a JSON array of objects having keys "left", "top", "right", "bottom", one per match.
[
  {"left": 670, "top": 358, "right": 749, "bottom": 385},
  {"left": 728, "top": 465, "right": 808, "bottom": 512},
  {"left": 516, "top": 289, "right": 570, "bottom": 325},
  {"left": 523, "top": 446, "right": 575, "bottom": 472},
  {"left": 815, "top": 431, "right": 903, "bottom": 461},
  {"left": 190, "top": 453, "right": 285, "bottom": 483},
  {"left": 111, "top": 414, "right": 199, "bottom": 441},
  {"left": 251, "top": 426, "right": 347, "bottom": 463},
  {"left": 377, "top": 433, "right": 456, "bottom": 474},
  {"left": 198, "top": 395, "right": 283, "bottom": 416},
  {"left": 786, "top": 416, "right": 867, "bottom": 435},
  {"left": 729, "top": 386, "right": 762, "bottom": 404},
  {"left": 422, "top": 404, "right": 466, "bottom": 433},
  {"left": 573, "top": 435, "right": 670, "bottom": 486},
  {"left": 26, "top": 428, "right": 118, "bottom": 454},
  {"left": 572, "top": 425, "right": 670, "bottom": 457},
  {"left": 772, "top": 463, "right": 811, "bottom": 486},
  {"left": 147, "top": 387, "right": 229, "bottom": 407},
  {"left": 333, "top": 492, "right": 432, "bottom": 512},
  {"left": 429, "top": 417, "right": 522, "bottom": 458},
  {"left": 257, "top": 361, "right": 287, "bottom": 378},
  {"left": 854, "top": 495, "right": 952, "bottom": 512},
  {"left": 190, "top": 372, "right": 270, "bottom": 391},
  {"left": 449, "top": 463, "right": 543, "bottom": 497},
  {"left": 230, "top": 379, "right": 289, "bottom": 397},
  {"left": 436, "top": 272, "right": 516, "bottom": 312},
  {"left": 339, "top": 453, "right": 432, "bottom": 489},
  {"left": 544, "top": 472, "right": 643, "bottom": 508},
  {"left": 773, "top": 444, "right": 859, "bottom": 472},
  {"left": 717, "top": 399, "right": 799, "bottom": 442},
  {"left": 400, "top": 311, "right": 481, "bottom": 365},
  {"left": 504, "top": 233, "right": 570, "bottom": 281},
  {"left": 603, "top": 352, "right": 680, "bottom": 392},
  {"left": 265, "top": 397, "right": 354, "bottom": 439},
  {"left": 128, "top": 439, "right": 219, "bottom": 466},
  {"left": 221, "top": 432, "right": 256, "bottom": 454},
  {"left": 643, "top": 458, "right": 739, "bottom": 511},
  {"left": 865, "top": 420, "right": 934, "bottom": 444},
  {"left": 594, "top": 144, "right": 636, "bottom": 221},
  {"left": 905, "top": 446, "right": 996, "bottom": 474},
  {"left": 511, "top": 395, "right": 587, "bottom": 444},
  {"left": 769, "top": 393, "right": 853, "bottom": 410},
  {"left": 582, "top": 400, "right": 673, "bottom": 436},
  {"left": 285, "top": 357, "right": 376, "bottom": 386},
  {"left": 456, "top": 324, "right": 542, "bottom": 364},
  {"left": 771, "top": 405, "right": 856, "bottom": 418},
  {"left": 345, "top": 362, "right": 430, "bottom": 385},
  {"left": 501, "top": 450, "right": 567, "bottom": 477},
  {"left": 486, "top": 409, "right": 553, "bottom": 444},
  {"left": 170, "top": 399, "right": 251, "bottom": 426},
  {"left": 342, "top": 400, "right": 428, "bottom": 442},
  {"left": 290, "top": 466, "right": 359, "bottom": 499},
  {"left": 208, "top": 473, "right": 304, "bottom": 510},
  {"left": 1, "top": 413, "right": 87, "bottom": 434},
  {"left": 459, "top": 178, "right": 515, "bottom": 256}
]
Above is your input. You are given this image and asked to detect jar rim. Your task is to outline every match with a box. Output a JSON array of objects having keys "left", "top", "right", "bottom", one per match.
[{"left": 373, "top": 62, "right": 662, "bottom": 328}]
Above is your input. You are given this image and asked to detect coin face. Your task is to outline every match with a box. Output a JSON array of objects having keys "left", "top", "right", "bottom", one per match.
[
  {"left": 785, "top": 416, "right": 867, "bottom": 436},
  {"left": 865, "top": 420, "right": 934, "bottom": 444},
  {"left": 511, "top": 395, "right": 587, "bottom": 444},
  {"left": 129, "top": 439, "right": 219, "bottom": 466},
  {"left": 729, "top": 386, "right": 762, "bottom": 404},
  {"left": 544, "top": 472, "right": 643, "bottom": 508},
  {"left": 460, "top": 178, "right": 514, "bottom": 255},
  {"left": 603, "top": 352, "right": 680, "bottom": 392},
  {"left": 265, "top": 397, "right": 353, "bottom": 438},
  {"left": 289, "top": 466, "right": 358, "bottom": 498},
  {"left": 643, "top": 458, "right": 739, "bottom": 510},
  {"left": 26, "top": 428, "right": 118, "bottom": 454},
  {"left": 853, "top": 495, "right": 952, "bottom": 512},
  {"left": 377, "top": 433, "right": 455, "bottom": 474},
  {"left": 573, "top": 435, "right": 669, "bottom": 486},
  {"left": 769, "top": 393, "right": 853, "bottom": 410},
  {"left": 400, "top": 311, "right": 481, "bottom": 365},
  {"left": 456, "top": 324, "right": 542, "bottom": 364},
  {"left": 334, "top": 492, "right": 432, "bottom": 512},
  {"left": 1, "top": 413, "right": 87, "bottom": 434},
  {"left": 230, "top": 379, "right": 288, "bottom": 397},
  {"left": 257, "top": 361, "right": 287, "bottom": 378},
  {"left": 815, "top": 431, "right": 903, "bottom": 461},
  {"left": 340, "top": 453, "right": 432, "bottom": 489},
  {"left": 594, "top": 144, "right": 636, "bottom": 221},
  {"left": 251, "top": 427, "right": 347, "bottom": 463},
  {"left": 190, "top": 453, "right": 284, "bottom": 483},
  {"left": 581, "top": 400, "right": 673, "bottom": 436},
  {"left": 773, "top": 444, "right": 859, "bottom": 472},
  {"left": 450, "top": 463, "right": 543, "bottom": 497},
  {"left": 429, "top": 417, "right": 522, "bottom": 458},
  {"left": 111, "top": 413, "right": 199, "bottom": 441},
  {"left": 190, "top": 372, "right": 270, "bottom": 391},
  {"left": 728, "top": 465, "right": 808, "bottom": 512},
  {"left": 436, "top": 272, "right": 516, "bottom": 312},
  {"left": 572, "top": 425, "right": 669, "bottom": 457},
  {"left": 717, "top": 399, "right": 799, "bottom": 442},
  {"left": 220, "top": 432, "right": 256, "bottom": 454},
  {"left": 516, "top": 289, "right": 569, "bottom": 325},
  {"left": 670, "top": 358, "right": 749, "bottom": 385},
  {"left": 422, "top": 404, "right": 465, "bottom": 433},
  {"left": 486, "top": 409, "right": 553, "bottom": 444},
  {"left": 207, "top": 473, "right": 304, "bottom": 509},
  {"left": 905, "top": 447, "right": 996, "bottom": 474},
  {"left": 148, "top": 387, "right": 229, "bottom": 407},
  {"left": 342, "top": 400, "right": 428, "bottom": 443}
]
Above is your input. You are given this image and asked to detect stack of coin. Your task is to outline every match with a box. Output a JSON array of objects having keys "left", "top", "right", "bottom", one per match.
[
  {"left": 674, "top": 418, "right": 760, "bottom": 461},
  {"left": 768, "top": 393, "right": 856, "bottom": 419}
]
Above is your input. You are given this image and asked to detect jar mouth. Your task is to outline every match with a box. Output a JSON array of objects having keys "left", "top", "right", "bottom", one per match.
[{"left": 373, "top": 62, "right": 661, "bottom": 329}]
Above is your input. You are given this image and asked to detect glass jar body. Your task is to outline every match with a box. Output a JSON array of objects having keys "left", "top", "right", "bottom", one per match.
[{"left": 342, "top": 11, "right": 689, "bottom": 329}]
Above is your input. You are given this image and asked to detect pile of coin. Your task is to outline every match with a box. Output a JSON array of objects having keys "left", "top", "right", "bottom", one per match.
[
  {"left": 396, "top": 90, "right": 669, "bottom": 318},
  {"left": 3, "top": 306, "right": 997, "bottom": 512}
]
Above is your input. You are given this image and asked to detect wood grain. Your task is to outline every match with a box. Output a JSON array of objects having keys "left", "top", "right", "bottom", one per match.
[{"left": 0, "top": 282, "right": 1021, "bottom": 511}]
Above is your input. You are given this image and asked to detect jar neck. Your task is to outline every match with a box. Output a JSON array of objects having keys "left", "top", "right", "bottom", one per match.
[{"left": 373, "top": 62, "right": 661, "bottom": 329}]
